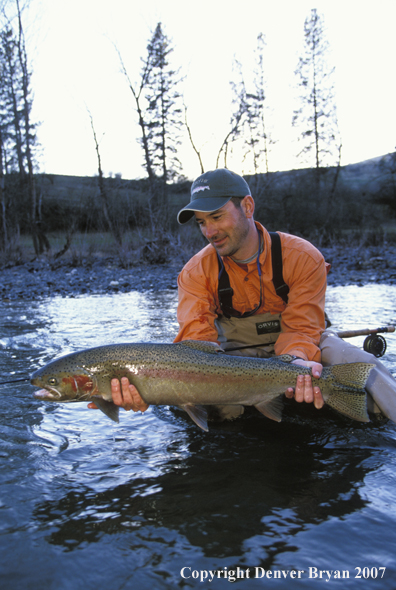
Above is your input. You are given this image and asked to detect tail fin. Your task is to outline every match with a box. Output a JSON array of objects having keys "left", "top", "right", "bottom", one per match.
[{"left": 326, "top": 363, "right": 374, "bottom": 422}]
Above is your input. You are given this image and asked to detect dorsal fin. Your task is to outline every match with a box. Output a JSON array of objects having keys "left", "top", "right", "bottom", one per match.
[
  {"left": 176, "top": 340, "right": 222, "bottom": 354},
  {"left": 276, "top": 354, "right": 296, "bottom": 363}
]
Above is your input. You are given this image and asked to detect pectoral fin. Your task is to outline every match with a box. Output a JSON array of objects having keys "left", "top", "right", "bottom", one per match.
[
  {"left": 182, "top": 404, "right": 209, "bottom": 431},
  {"left": 91, "top": 395, "right": 120, "bottom": 423},
  {"left": 255, "top": 395, "right": 284, "bottom": 422}
]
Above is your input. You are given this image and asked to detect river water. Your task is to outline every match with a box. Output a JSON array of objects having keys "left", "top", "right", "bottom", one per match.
[{"left": 0, "top": 284, "right": 395, "bottom": 589}]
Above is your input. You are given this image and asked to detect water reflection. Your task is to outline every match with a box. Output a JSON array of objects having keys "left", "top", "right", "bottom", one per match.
[
  {"left": 31, "top": 416, "right": 378, "bottom": 554},
  {"left": 0, "top": 284, "right": 396, "bottom": 588}
]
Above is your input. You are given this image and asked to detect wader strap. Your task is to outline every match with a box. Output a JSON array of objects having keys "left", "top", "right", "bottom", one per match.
[
  {"left": 217, "top": 256, "right": 234, "bottom": 318},
  {"left": 269, "top": 232, "right": 289, "bottom": 304},
  {"left": 217, "top": 231, "right": 289, "bottom": 318}
]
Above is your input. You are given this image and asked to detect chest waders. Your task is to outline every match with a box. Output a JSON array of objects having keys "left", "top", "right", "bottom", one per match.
[{"left": 214, "top": 232, "right": 288, "bottom": 358}]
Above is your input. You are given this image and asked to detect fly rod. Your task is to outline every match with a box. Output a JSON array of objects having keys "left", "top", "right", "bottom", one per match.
[{"left": 223, "top": 325, "right": 395, "bottom": 357}]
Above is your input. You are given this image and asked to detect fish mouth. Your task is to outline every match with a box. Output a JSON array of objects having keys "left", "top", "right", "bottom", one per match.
[{"left": 34, "top": 388, "right": 62, "bottom": 400}]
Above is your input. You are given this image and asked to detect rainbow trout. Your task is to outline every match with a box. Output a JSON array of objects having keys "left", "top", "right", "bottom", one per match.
[{"left": 31, "top": 340, "right": 374, "bottom": 431}]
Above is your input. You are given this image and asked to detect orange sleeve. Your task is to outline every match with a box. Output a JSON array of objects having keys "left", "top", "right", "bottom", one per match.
[
  {"left": 174, "top": 256, "right": 219, "bottom": 343},
  {"left": 274, "top": 240, "right": 327, "bottom": 362}
]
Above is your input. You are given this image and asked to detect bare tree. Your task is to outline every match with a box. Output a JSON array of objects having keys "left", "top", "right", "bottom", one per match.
[
  {"left": 184, "top": 104, "right": 204, "bottom": 174},
  {"left": 16, "top": 0, "right": 48, "bottom": 254},
  {"left": 88, "top": 110, "right": 123, "bottom": 245},
  {"left": 0, "top": 2, "right": 48, "bottom": 254},
  {"left": 216, "top": 105, "right": 244, "bottom": 170},
  {"left": 0, "top": 126, "right": 6, "bottom": 249},
  {"left": 115, "top": 43, "right": 156, "bottom": 200},
  {"left": 252, "top": 33, "right": 272, "bottom": 174},
  {"left": 221, "top": 34, "right": 273, "bottom": 178}
]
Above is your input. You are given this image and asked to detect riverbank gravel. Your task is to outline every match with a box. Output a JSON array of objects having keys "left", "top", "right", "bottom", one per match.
[{"left": 0, "top": 244, "right": 396, "bottom": 300}]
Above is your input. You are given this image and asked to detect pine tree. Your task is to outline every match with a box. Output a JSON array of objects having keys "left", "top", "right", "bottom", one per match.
[
  {"left": 144, "top": 23, "right": 183, "bottom": 212},
  {"left": 117, "top": 23, "right": 183, "bottom": 225},
  {"left": 292, "top": 9, "right": 340, "bottom": 171}
]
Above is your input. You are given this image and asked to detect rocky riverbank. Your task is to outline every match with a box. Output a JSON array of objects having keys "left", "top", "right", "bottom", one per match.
[{"left": 0, "top": 243, "right": 396, "bottom": 300}]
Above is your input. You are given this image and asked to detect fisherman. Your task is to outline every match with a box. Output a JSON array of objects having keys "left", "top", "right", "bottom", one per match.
[{"left": 90, "top": 168, "right": 396, "bottom": 421}]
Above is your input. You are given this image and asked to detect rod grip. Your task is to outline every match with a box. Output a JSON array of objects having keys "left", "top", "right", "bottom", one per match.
[{"left": 337, "top": 325, "right": 395, "bottom": 339}]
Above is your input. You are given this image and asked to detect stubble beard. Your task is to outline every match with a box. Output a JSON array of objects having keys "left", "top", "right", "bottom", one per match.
[{"left": 210, "top": 216, "right": 251, "bottom": 258}]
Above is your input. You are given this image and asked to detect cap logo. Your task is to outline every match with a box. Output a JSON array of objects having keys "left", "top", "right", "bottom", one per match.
[{"left": 192, "top": 185, "right": 210, "bottom": 196}]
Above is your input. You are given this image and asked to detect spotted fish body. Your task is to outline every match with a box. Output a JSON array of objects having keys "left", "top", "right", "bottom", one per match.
[{"left": 31, "top": 340, "right": 374, "bottom": 430}]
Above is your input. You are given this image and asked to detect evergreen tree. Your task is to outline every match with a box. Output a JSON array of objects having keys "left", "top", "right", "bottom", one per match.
[
  {"left": 117, "top": 22, "right": 183, "bottom": 225},
  {"left": 292, "top": 9, "right": 341, "bottom": 170},
  {"left": 144, "top": 23, "right": 183, "bottom": 209}
]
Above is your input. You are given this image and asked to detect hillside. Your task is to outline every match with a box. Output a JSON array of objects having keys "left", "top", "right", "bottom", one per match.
[
  {"left": 4, "top": 151, "right": 393, "bottom": 244},
  {"left": 37, "top": 152, "right": 395, "bottom": 209}
]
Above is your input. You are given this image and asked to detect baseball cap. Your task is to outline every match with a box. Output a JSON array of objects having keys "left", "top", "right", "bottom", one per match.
[{"left": 177, "top": 168, "right": 251, "bottom": 224}]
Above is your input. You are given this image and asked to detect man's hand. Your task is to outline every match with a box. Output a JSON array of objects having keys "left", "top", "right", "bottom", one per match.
[
  {"left": 87, "top": 377, "right": 149, "bottom": 412},
  {"left": 285, "top": 359, "right": 324, "bottom": 409}
]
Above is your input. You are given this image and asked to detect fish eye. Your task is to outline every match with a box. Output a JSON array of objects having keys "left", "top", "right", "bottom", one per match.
[{"left": 48, "top": 377, "right": 58, "bottom": 386}]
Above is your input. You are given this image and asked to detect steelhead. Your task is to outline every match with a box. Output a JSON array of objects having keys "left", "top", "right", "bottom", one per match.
[{"left": 31, "top": 340, "right": 375, "bottom": 431}]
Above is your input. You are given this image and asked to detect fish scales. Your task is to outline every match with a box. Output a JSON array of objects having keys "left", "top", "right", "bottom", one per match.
[{"left": 31, "top": 340, "right": 375, "bottom": 430}]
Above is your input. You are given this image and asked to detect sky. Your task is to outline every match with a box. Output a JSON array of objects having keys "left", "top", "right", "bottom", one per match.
[{"left": 13, "top": 0, "right": 396, "bottom": 180}]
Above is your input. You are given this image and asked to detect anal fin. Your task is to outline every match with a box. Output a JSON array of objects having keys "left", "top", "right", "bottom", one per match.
[
  {"left": 255, "top": 395, "right": 284, "bottom": 422},
  {"left": 182, "top": 404, "right": 209, "bottom": 431}
]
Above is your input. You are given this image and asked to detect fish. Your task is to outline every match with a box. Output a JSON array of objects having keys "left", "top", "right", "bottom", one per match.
[{"left": 31, "top": 340, "right": 375, "bottom": 431}]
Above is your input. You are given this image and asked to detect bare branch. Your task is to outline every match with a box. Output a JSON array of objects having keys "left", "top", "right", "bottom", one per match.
[{"left": 184, "top": 105, "right": 204, "bottom": 174}]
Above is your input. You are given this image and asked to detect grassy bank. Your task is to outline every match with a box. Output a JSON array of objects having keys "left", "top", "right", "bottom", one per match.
[
  {"left": 0, "top": 226, "right": 207, "bottom": 269},
  {"left": 2, "top": 223, "right": 395, "bottom": 272}
]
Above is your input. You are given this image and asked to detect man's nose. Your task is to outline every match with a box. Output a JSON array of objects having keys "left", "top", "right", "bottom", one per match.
[{"left": 204, "top": 222, "right": 217, "bottom": 239}]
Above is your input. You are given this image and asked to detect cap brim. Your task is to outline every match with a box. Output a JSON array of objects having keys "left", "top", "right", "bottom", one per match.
[{"left": 177, "top": 196, "right": 232, "bottom": 224}]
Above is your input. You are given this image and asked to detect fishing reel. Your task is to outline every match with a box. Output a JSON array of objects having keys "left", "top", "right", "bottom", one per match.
[
  {"left": 363, "top": 334, "right": 387, "bottom": 358},
  {"left": 337, "top": 325, "right": 394, "bottom": 358}
]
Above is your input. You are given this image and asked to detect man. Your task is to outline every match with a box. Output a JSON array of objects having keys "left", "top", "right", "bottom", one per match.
[{"left": 90, "top": 169, "right": 396, "bottom": 422}]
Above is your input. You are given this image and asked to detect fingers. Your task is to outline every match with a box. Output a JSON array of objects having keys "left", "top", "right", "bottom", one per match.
[
  {"left": 310, "top": 362, "right": 323, "bottom": 379},
  {"left": 287, "top": 360, "right": 325, "bottom": 410},
  {"left": 111, "top": 377, "right": 149, "bottom": 413},
  {"left": 294, "top": 374, "right": 314, "bottom": 403},
  {"left": 294, "top": 376, "right": 324, "bottom": 407},
  {"left": 313, "top": 385, "right": 324, "bottom": 409},
  {"left": 285, "top": 387, "right": 294, "bottom": 399}
]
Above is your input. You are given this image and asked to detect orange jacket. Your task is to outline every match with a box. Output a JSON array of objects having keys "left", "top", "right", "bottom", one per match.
[{"left": 174, "top": 223, "right": 329, "bottom": 362}]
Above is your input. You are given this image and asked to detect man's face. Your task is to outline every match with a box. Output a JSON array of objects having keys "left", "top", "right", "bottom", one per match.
[{"left": 194, "top": 198, "right": 252, "bottom": 258}]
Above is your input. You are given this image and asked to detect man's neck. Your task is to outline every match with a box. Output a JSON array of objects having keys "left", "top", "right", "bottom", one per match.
[{"left": 231, "top": 223, "right": 260, "bottom": 262}]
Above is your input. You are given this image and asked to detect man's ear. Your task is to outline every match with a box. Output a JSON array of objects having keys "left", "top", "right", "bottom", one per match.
[{"left": 242, "top": 196, "right": 255, "bottom": 218}]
